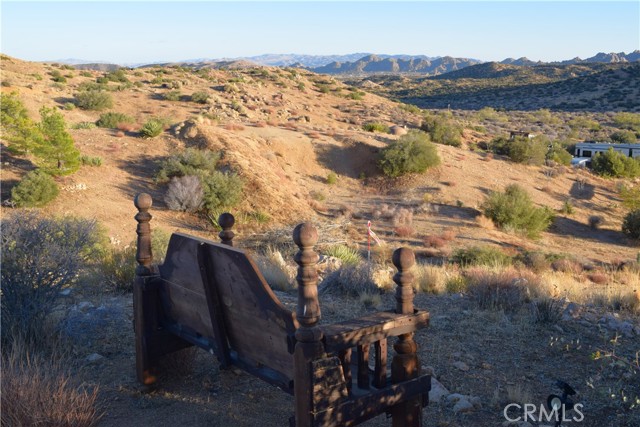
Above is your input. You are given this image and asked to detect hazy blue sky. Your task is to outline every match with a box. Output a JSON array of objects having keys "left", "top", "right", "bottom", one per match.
[{"left": 1, "top": 1, "right": 638, "bottom": 64}]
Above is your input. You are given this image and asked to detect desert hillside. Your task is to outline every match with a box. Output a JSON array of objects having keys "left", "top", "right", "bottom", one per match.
[{"left": 2, "top": 55, "right": 639, "bottom": 427}]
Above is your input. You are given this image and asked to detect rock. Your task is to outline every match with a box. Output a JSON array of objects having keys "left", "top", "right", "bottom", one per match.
[
  {"left": 445, "top": 393, "right": 465, "bottom": 404},
  {"left": 389, "top": 125, "right": 407, "bottom": 136},
  {"left": 77, "top": 301, "right": 95, "bottom": 312},
  {"left": 469, "top": 396, "right": 482, "bottom": 408},
  {"left": 562, "top": 302, "right": 582, "bottom": 321},
  {"left": 428, "top": 377, "right": 450, "bottom": 403},
  {"left": 452, "top": 398, "right": 474, "bottom": 413},
  {"left": 86, "top": 353, "right": 104, "bottom": 362},
  {"left": 452, "top": 361, "right": 470, "bottom": 372},
  {"left": 422, "top": 366, "right": 436, "bottom": 376}
]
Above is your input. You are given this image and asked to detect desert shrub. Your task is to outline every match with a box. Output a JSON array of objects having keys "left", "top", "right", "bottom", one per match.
[
  {"left": 560, "top": 199, "right": 575, "bottom": 215},
  {"left": 191, "top": 91, "right": 210, "bottom": 104},
  {"left": 421, "top": 113, "right": 462, "bottom": 147},
  {"left": 551, "top": 258, "right": 583, "bottom": 274},
  {"left": 81, "top": 155, "right": 102, "bottom": 166},
  {"left": 378, "top": 130, "right": 440, "bottom": 178},
  {"left": 592, "top": 148, "right": 640, "bottom": 178},
  {"left": 164, "top": 90, "right": 181, "bottom": 101},
  {"left": 482, "top": 184, "right": 554, "bottom": 238},
  {"left": 321, "top": 264, "right": 379, "bottom": 297},
  {"left": 164, "top": 175, "right": 204, "bottom": 212},
  {"left": 568, "top": 116, "right": 601, "bottom": 131},
  {"left": 156, "top": 149, "right": 242, "bottom": 211},
  {"left": 452, "top": 246, "right": 512, "bottom": 267},
  {"left": 424, "top": 235, "right": 447, "bottom": 249},
  {"left": 488, "top": 136, "right": 510, "bottom": 156},
  {"left": 139, "top": 118, "right": 164, "bottom": 138},
  {"left": 530, "top": 298, "right": 563, "bottom": 324},
  {"left": 620, "top": 185, "right": 640, "bottom": 211},
  {"left": 156, "top": 148, "right": 222, "bottom": 183},
  {"left": 521, "top": 251, "right": 551, "bottom": 273},
  {"left": 11, "top": 170, "right": 59, "bottom": 207},
  {"left": 74, "top": 90, "right": 113, "bottom": 110},
  {"left": 622, "top": 209, "right": 640, "bottom": 239},
  {"left": 363, "top": 122, "right": 389, "bottom": 133},
  {"left": 588, "top": 215, "right": 604, "bottom": 230},
  {"left": 610, "top": 130, "right": 637, "bottom": 144},
  {"left": 613, "top": 112, "right": 640, "bottom": 132},
  {"left": 507, "top": 136, "right": 548, "bottom": 165},
  {"left": 465, "top": 267, "right": 540, "bottom": 312},
  {"left": 413, "top": 263, "right": 448, "bottom": 294},
  {"left": 445, "top": 276, "right": 468, "bottom": 293},
  {"left": 201, "top": 171, "right": 243, "bottom": 211},
  {"left": 1, "top": 346, "right": 101, "bottom": 427},
  {"left": 326, "top": 172, "right": 337, "bottom": 185},
  {"left": 104, "top": 69, "right": 129, "bottom": 83},
  {"left": 1, "top": 213, "right": 99, "bottom": 345},
  {"left": 72, "top": 121, "right": 97, "bottom": 130},
  {"left": 63, "top": 102, "right": 75, "bottom": 110},
  {"left": 323, "top": 245, "right": 361, "bottom": 266},
  {"left": 254, "top": 247, "right": 294, "bottom": 291},
  {"left": 96, "top": 112, "right": 134, "bottom": 128},
  {"left": 547, "top": 141, "right": 572, "bottom": 165}
]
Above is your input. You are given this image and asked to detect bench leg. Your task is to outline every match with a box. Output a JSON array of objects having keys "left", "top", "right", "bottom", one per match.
[
  {"left": 134, "top": 276, "right": 159, "bottom": 385},
  {"left": 391, "top": 333, "right": 422, "bottom": 427}
]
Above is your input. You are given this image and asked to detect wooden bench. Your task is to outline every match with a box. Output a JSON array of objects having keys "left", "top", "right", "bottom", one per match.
[{"left": 133, "top": 193, "right": 431, "bottom": 426}]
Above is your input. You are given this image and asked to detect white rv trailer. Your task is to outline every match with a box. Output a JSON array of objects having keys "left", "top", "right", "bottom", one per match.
[{"left": 574, "top": 142, "right": 640, "bottom": 159}]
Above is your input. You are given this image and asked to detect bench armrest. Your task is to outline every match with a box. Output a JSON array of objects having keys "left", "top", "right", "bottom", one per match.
[{"left": 321, "top": 309, "right": 429, "bottom": 353}]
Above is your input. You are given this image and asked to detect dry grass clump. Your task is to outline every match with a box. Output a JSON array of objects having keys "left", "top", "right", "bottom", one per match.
[
  {"left": 320, "top": 264, "right": 380, "bottom": 297},
  {"left": 424, "top": 235, "right": 447, "bottom": 249},
  {"left": 413, "top": 263, "right": 451, "bottom": 294},
  {"left": 223, "top": 123, "right": 245, "bottom": 131},
  {"left": 475, "top": 214, "right": 495, "bottom": 230},
  {"left": 551, "top": 258, "right": 583, "bottom": 274},
  {"left": 464, "top": 267, "right": 543, "bottom": 312},
  {"left": 587, "top": 271, "right": 609, "bottom": 285},
  {"left": 1, "top": 343, "right": 101, "bottom": 427},
  {"left": 394, "top": 225, "right": 415, "bottom": 238},
  {"left": 255, "top": 247, "right": 295, "bottom": 291}
]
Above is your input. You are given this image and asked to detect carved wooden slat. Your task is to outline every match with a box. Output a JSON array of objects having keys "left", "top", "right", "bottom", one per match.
[
  {"left": 357, "top": 344, "right": 370, "bottom": 389},
  {"left": 198, "top": 244, "right": 232, "bottom": 367},
  {"left": 373, "top": 339, "right": 387, "bottom": 389},
  {"left": 338, "top": 348, "right": 352, "bottom": 394}
]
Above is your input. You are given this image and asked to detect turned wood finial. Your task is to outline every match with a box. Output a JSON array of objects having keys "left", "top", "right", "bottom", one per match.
[
  {"left": 134, "top": 193, "right": 154, "bottom": 275},
  {"left": 392, "top": 247, "right": 416, "bottom": 315},
  {"left": 218, "top": 213, "right": 235, "bottom": 246},
  {"left": 293, "top": 223, "right": 322, "bottom": 341}
]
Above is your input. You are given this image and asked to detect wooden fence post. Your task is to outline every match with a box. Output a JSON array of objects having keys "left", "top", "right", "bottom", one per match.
[
  {"left": 390, "top": 247, "right": 422, "bottom": 427},
  {"left": 218, "top": 213, "right": 235, "bottom": 246},
  {"left": 134, "top": 193, "right": 159, "bottom": 385},
  {"left": 293, "top": 223, "right": 323, "bottom": 427}
]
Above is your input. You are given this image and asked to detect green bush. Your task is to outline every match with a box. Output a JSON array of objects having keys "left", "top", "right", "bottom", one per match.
[
  {"left": 139, "top": 118, "right": 164, "bottom": 138},
  {"left": 11, "top": 170, "right": 59, "bottom": 207},
  {"left": 452, "top": 246, "right": 513, "bottom": 267},
  {"left": 547, "top": 142, "right": 572, "bottom": 165},
  {"left": 421, "top": 113, "right": 463, "bottom": 147},
  {"left": 63, "top": 102, "right": 75, "bottom": 111},
  {"left": 508, "top": 136, "right": 548, "bottom": 165},
  {"left": 164, "top": 90, "right": 181, "bottom": 101},
  {"left": 363, "top": 122, "right": 389, "bottom": 133},
  {"left": 592, "top": 148, "right": 640, "bottom": 178},
  {"left": 96, "top": 112, "right": 134, "bottom": 128},
  {"left": 156, "top": 148, "right": 242, "bottom": 211},
  {"left": 378, "top": 130, "right": 440, "bottom": 178},
  {"left": 620, "top": 185, "right": 640, "bottom": 211},
  {"left": 323, "top": 245, "right": 361, "bottom": 266},
  {"left": 622, "top": 210, "right": 640, "bottom": 239},
  {"left": 326, "top": 172, "right": 337, "bottom": 185},
  {"left": 482, "top": 184, "right": 555, "bottom": 238},
  {"left": 610, "top": 130, "right": 637, "bottom": 144},
  {"left": 35, "top": 107, "right": 80, "bottom": 175},
  {"left": 191, "top": 91, "right": 210, "bottom": 104},
  {"left": 74, "top": 90, "right": 113, "bottom": 110},
  {"left": 72, "top": 122, "right": 96, "bottom": 130},
  {"left": 81, "top": 155, "right": 102, "bottom": 166},
  {"left": 613, "top": 112, "right": 640, "bottom": 132},
  {"left": 1, "top": 92, "right": 43, "bottom": 155}
]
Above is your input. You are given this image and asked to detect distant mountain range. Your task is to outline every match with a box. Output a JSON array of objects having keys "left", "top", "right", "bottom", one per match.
[{"left": 53, "top": 51, "right": 640, "bottom": 77}]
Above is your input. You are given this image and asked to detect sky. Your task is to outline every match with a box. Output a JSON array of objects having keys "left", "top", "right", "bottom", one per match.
[{"left": 1, "top": 1, "right": 639, "bottom": 65}]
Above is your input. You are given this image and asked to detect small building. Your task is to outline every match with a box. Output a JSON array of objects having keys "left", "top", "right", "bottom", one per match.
[
  {"left": 574, "top": 142, "right": 640, "bottom": 159},
  {"left": 509, "top": 131, "right": 535, "bottom": 140}
]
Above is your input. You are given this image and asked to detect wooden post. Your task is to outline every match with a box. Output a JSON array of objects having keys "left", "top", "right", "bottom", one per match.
[
  {"left": 390, "top": 247, "right": 422, "bottom": 427},
  {"left": 293, "top": 223, "right": 323, "bottom": 427},
  {"left": 134, "top": 193, "right": 159, "bottom": 385},
  {"left": 218, "top": 213, "right": 235, "bottom": 246}
]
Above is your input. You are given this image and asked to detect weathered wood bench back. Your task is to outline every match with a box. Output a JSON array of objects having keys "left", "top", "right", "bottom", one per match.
[{"left": 133, "top": 193, "right": 431, "bottom": 427}]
